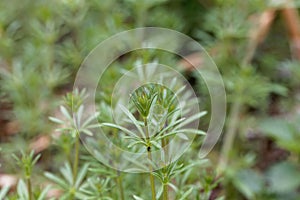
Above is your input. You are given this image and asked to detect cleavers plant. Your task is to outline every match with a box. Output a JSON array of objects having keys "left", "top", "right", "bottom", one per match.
[{"left": 101, "top": 83, "right": 207, "bottom": 199}]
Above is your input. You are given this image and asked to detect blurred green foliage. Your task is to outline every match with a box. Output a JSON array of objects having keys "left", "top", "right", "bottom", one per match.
[{"left": 0, "top": 0, "right": 300, "bottom": 199}]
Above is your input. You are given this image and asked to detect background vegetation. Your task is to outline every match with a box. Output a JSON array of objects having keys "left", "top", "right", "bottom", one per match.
[{"left": 1, "top": 0, "right": 300, "bottom": 199}]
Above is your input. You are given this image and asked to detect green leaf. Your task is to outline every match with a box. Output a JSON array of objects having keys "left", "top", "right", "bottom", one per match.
[
  {"left": 156, "top": 185, "right": 163, "bottom": 199},
  {"left": 37, "top": 185, "right": 52, "bottom": 200},
  {"left": 259, "top": 118, "right": 292, "bottom": 141},
  {"left": 119, "top": 104, "right": 145, "bottom": 138},
  {"left": 133, "top": 195, "right": 144, "bottom": 200},
  {"left": 60, "top": 105, "right": 72, "bottom": 121},
  {"left": 17, "top": 179, "right": 28, "bottom": 200},
  {"left": 32, "top": 153, "right": 41, "bottom": 165},
  {"left": 167, "top": 182, "right": 178, "bottom": 192},
  {"left": 267, "top": 162, "right": 300, "bottom": 193},
  {"left": 82, "top": 129, "right": 94, "bottom": 136},
  {"left": 77, "top": 105, "right": 84, "bottom": 126},
  {"left": 100, "top": 123, "right": 139, "bottom": 139},
  {"left": 60, "top": 163, "right": 73, "bottom": 185},
  {"left": 179, "top": 129, "right": 206, "bottom": 135},
  {"left": 45, "top": 172, "right": 68, "bottom": 189},
  {"left": 75, "top": 164, "right": 89, "bottom": 188},
  {"left": 49, "top": 116, "right": 65, "bottom": 124},
  {"left": 152, "top": 172, "right": 164, "bottom": 183},
  {"left": 0, "top": 186, "right": 10, "bottom": 200},
  {"left": 233, "top": 169, "right": 264, "bottom": 199},
  {"left": 157, "top": 118, "right": 185, "bottom": 137},
  {"left": 179, "top": 187, "right": 193, "bottom": 200},
  {"left": 81, "top": 112, "right": 100, "bottom": 128},
  {"left": 176, "top": 111, "right": 207, "bottom": 129},
  {"left": 150, "top": 140, "right": 162, "bottom": 149},
  {"left": 86, "top": 123, "right": 101, "bottom": 129},
  {"left": 127, "top": 141, "right": 147, "bottom": 148}
]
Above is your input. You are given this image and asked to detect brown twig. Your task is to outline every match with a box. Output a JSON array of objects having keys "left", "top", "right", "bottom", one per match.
[
  {"left": 244, "top": 9, "right": 276, "bottom": 65},
  {"left": 281, "top": 5, "right": 300, "bottom": 60}
]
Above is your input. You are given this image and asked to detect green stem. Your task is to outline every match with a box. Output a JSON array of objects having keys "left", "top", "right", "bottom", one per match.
[
  {"left": 116, "top": 171, "right": 125, "bottom": 200},
  {"left": 144, "top": 118, "right": 156, "bottom": 200},
  {"left": 162, "top": 128, "right": 168, "bottom": 200},
  {"left": 27, "top": 178, "right": 32, "bottom": 200},
  {"left": 67, "top": 151, "right": 72, "bottom": 167},
  {"left": 161, "top": 122, "right": 169, "bottom": 163},
  {"left": 73, "top": 132, "right": 80, "bottom": 182},
  {"left": 218, "top": 100, "right": 242, "bottom": 173},
  {"left": 163, "top": 184, "right": 168, "bottom": 200},
  {"left": 148, "top": 152, "right": 156, "bottom": 200}
]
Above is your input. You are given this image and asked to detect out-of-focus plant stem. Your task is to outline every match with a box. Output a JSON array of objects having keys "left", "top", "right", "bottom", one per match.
[
  {"left": 281, "top": 6, "right": 300, "bottom": 60},
  {"left": 73, "top": 131, "right": 80, "bottom": 182},
  {"left": 27, "top": 178, "right": 32, "bottom": 200},
  {"left": 218, "top": 100, "right": 242, "bottom": 172},
  {"left": 244, "top": 9, "right": 275, "bottom": 66},
  {"left": 116, "top": 171, "right": 125, "bottom": 200}
]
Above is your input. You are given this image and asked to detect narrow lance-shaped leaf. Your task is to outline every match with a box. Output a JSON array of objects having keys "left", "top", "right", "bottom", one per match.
[
  {"left": 37, "top": 185, "right": 52, "bottom": 200},
  {"left": 60, "top": 105, "right": 72, "bottom": 121},
  {"left": 179, "top": 187, "right": 194, "bottom": 200},
  {"left": 175, "top": 111, "right": 207, "bottom": 130},
  {"left": 133, "top": 195, "right": 144, "bottom": 200},
  {"left": 49, "top": 116, "right": 65, "bottom": 124},
  {"left": 44, "top": 172, "right": 68, "bottom": 189},
  {"left": 119, "top": 104, "right": 146, "bottom": 138},
  {"left": 0, "top": 186, "right": 10, "bottom": 200},
  {"left": 76, "top": 105, "right": 84, "bottom": 128},
  {"left": 75, "top": 164, "right": 89, "bottom": 188},
  {"left": 81, "top": 112, "right": 100, "bottom": 128},
  {"left": 100, "top": 123, "right": 140, "bottom": 139},
  {"left": 60, "top": 163, "right": 73, "bottom": 185},
  {"left": 156, "top": 129, "right": 206, "bottom": 140},
  {"left": 128, "top": 140, "right": 147, "bottom": 148},
  {"left": 155, "top": 118, "right": 186, "bottom": 137}
]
